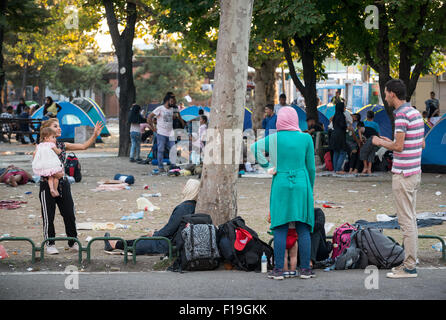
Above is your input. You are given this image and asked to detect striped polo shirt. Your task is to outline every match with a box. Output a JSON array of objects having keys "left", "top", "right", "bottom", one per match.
[{"left": 392, "top": 103, "right": 424, "bottom": 176}]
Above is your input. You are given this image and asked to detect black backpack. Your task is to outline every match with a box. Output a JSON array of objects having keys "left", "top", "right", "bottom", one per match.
[
  {"left": 355, "top": 227, "right": 405, "bottom": 269},
  {"left": 170, "top": 213, "right": 220, "bottom": 272},
  {"left": 65, "top": 153, "right": 82, "bottom": 182},
  {"left": 217, "top": 216, "right": 274, "bottom": 272},
  {"left": 311, "top": 208, "right": 333, "bottom": 263}
]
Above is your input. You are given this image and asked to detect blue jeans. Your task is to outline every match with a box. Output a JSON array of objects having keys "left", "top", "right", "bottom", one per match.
[
  {"left": 333, "top": 150, "right": 347, "bottom": 172},
  {"left": 157, "top": 133, "right": 175, "bottom": 168},
  {"left": 273, "top": 222, "right": 311, "bottom": 270},
  {"left": 130, "top": 131, "right": 141, "bottom": 160}
]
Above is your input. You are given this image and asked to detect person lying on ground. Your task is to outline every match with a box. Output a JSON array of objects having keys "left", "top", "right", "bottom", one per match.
[
  {"left": 0, "top": 165, "right": 33, "bottom": 187},
  {"left": 103, "top": 179, "right": 200, "bottom": 255}
]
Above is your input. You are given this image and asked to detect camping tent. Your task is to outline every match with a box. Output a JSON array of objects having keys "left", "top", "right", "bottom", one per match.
[
  {"left": 180, "top": 106, "right": 211, "bottom": 122},
  {"left": 243, "top": 107, "right": 252, "bottom": 132},
  {"left": 423, "top": 118, "right": 432, "bottom": 137},
  {"left": 290, "top": 105, "right": 330, "bottom": 131},
  {"left": 31, "top": 101, "right": 102, "bottom": 142},
  {"left": 357, "top": 104, "right": 392, "bottom": 139},
  {"left": 25, "top": 100, "right": 39, "bottom": 107},
  {"left": 71, "top": 97, "right": 110, "bottom": 136},
  {"left": 421, "top": 117, "right": 446, "bottom": 173},
  {"left": 242, "top": 105, "right": 329, "bottom": 131},
  {"left": 317, "top": 104, "right": 336, "bottom": 120}
]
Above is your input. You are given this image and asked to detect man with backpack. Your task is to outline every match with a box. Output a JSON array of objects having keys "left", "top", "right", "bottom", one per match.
[{"left": 372, "top": 79, "right": 425, "bottom": 279}]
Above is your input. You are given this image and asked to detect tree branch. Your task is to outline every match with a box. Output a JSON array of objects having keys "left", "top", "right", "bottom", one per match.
[
  {"left": 102, "top": 0, "right": 121, "bottom": 49},
  {"left": 122, "top": 1, "right": 137, "bottom": 44},
  {"left": 281, "top": 38, "right": 305, "bottom": 94}
]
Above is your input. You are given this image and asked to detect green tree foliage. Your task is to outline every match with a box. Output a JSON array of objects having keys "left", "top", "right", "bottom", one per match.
[
  {"left": 46, "top": 56, "right": 112, "bottom": 100},
  {"left": 134, "top": 44, "right": 211, "bottom": 105},
  {"left": 253, "top": 0, "right": 339, "bottom": 121},
  {"left": 0, "top": 0, "right": 50, "bottom": 109},
  {"left": 154, "top": 0, "right": 286, "bottom": 130},
  {"left": 4, "top": 0, "right": 101, "bottom": 103},
  {"left": 335, "top": 0, "right": 446, "bottom": 124}
]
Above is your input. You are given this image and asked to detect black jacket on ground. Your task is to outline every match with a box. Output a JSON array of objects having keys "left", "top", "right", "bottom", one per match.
[{"left": 153, "top": 200, "right": 196, "bottom": 239}]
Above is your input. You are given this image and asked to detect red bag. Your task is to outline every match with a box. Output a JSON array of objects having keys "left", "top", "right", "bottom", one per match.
[
  {"left": 0, "top": 245, "right": 9, "bottom": 259},
  {"left": 324, "top": 152, "right": 333, "bottom": 171}
]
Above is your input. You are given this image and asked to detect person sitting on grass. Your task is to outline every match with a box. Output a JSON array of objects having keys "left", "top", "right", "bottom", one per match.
[
  {"left": 103, "top": 179, "right": 200, "bottom": 255},
  {"left": 304, "top": 117, "right": 324, "bottom": 135},
  {"left": 358, "top": 121, "right": 380, "bottom": 174}
]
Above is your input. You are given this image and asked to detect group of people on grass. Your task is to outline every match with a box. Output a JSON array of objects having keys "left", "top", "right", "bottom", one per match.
[
  {"left": 261, "top": 91, "right": 383, "bottom": 175},
  {"left": 251, "top": 79, "right": 424, "bottom": 279},
  {"left": 330, "top": 105, "right": 382, "bottom": 175},
  {"left": 128, "top": 92, "right": 208, "bottom": 171},
  {"left": 107, "top": 79, "right": 423, "bottom": 280},
  {"left": 1, "top": 79, "right": 424, "bottom": 281}
]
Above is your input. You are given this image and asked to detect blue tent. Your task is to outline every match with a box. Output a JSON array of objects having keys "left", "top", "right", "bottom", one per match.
[
  {"left": 32, "top": 101, "right": 101, "bottom": 142},
  {"left": 421, "top": 117, "right": 446, "bottom": 173},
  {"left": 290, "top": 105, "right": 330, "bottom": 131},
  {"left": 243, "top": 105, "right": 329, "bottom": 131},
  {"left": 317, "top": 104, "right": 336, "bottom": 120},
  {"left": 357, "top": 104, "right": 392, "bottom": 139},
  {"left": 180, "top": 106, "right": 211, "bottom": 122},
  {"left": 243, "top": 107, "right": 253, "bottom": 131}
]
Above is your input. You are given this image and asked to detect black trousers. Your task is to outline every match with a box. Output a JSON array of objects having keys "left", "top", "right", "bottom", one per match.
[
  {"left": 39, "top": 178, "right": 77, "bottom": 246},
  {"left": 115, "top": 239, "right": 169, "bottom": 255}
]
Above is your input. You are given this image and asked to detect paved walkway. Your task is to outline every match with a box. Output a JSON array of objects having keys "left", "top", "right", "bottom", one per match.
[{"left": 1, "top": 268, "right": 446, "bottom": 300}]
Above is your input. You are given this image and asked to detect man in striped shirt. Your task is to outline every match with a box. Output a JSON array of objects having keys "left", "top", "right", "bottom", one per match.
[{"left": 372, "top": 79, "right": 425, "bottom": 279}]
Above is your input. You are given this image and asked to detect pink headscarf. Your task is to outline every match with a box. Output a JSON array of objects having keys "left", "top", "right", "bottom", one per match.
[{"left": 276, "top": 106, "right": 301, "bottom": 131}]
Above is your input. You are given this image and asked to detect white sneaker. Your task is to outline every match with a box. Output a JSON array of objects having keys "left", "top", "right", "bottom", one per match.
[
  {"left": 46, "top": 245, "right": 59, "bottom": 255},
  {"left": 69, "top": 243, "right": 79, "bottom": 252}
]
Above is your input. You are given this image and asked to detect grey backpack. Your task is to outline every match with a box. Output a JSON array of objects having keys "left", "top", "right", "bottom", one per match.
[
  {"left": 355, "top": 228, "right": 405, "bottom": 269},
  {"left": 181, "top": 223, "right": 220, "bottom": 271}
]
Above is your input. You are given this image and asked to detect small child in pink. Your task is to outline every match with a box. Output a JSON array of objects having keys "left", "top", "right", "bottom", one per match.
[{"left": 32, "top": 127, "right": 64, "bottom": 197}]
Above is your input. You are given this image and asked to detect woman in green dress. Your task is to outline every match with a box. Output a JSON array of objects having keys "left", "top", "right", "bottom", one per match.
[{"left": 251, "top": 107, "right": 316, "bottom": 280}]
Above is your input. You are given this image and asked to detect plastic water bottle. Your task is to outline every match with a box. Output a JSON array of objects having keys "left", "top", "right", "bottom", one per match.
[
  {"left": 432, "top": 242, "right": 443, "bottom": 252},
  {"left": 261, "top": 253, "right": 267, "bottom": 273},
  {"left": 67, "top": 176, "right": 75, "bottom": 184}
]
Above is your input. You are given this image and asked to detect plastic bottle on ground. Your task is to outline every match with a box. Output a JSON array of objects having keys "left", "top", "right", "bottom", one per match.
[
  {"left": 261, "top": 252, "right": 267, "bottom": 273},
  {"left": 432, "top": 242, "right": 443, "bottom": 252}
]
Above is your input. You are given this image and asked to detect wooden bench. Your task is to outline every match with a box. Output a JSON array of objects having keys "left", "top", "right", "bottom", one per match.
[{"left": 0, "top": 118, "right": 42, "bottom": 143}]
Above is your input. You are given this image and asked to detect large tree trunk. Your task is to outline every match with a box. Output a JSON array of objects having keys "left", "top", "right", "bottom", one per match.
[
  {"left": 103, "top": 0, "right": 136, "bottom": 157},
  {"left": 0, "top": 0, "right": 6, "bottom": 113},
  {"left": 196, "top": 0, "right": 254, "bottom": 226},
  {"left": 117, "top": 44, "right": 136, "bottom": 157},
  {"left": 300, "top": 38, "right": 318, "bottom": 121},
  {"left": 253, "top": 59, "right": 280, "bottom": 130},
  {"left": 375, "top": 3, "right": 394, "bottom": 134},
  {"left": 282, "top": 37, "right": 319, "bottom": 122}
]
